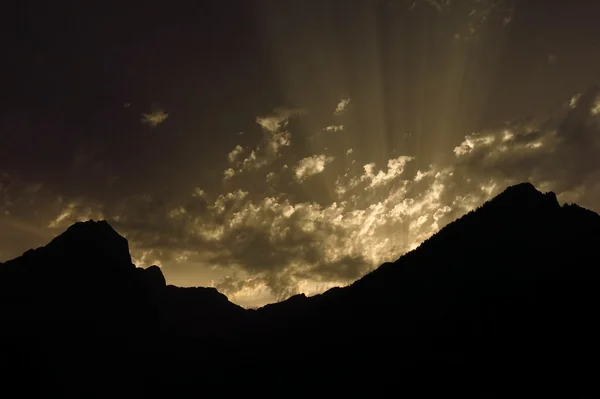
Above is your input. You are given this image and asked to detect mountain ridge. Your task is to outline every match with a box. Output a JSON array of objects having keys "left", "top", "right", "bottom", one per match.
[
  {"left": 0, "top": 181, "right": 577, "bottom": 309},
  {"left": 2, "top": 181, "right": 600, "bottom": 396}
]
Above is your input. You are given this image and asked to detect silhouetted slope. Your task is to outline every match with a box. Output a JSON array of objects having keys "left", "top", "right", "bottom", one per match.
[
  {"left": 2, "top": 183, "right": 600, "bottom": 396},
  {"left": 0, "top": 220, "right": 246, "bottom": 397},
  {"left": 244, "top": 182, "right": 600, "bottom": 393},
  {"left": 0, "top": 220, "right": 244, "bottom": 324}
]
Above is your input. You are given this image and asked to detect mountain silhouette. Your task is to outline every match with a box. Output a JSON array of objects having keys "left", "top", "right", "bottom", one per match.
[{"left": 1, "top": 182, "right": 600, "bottom": 397}]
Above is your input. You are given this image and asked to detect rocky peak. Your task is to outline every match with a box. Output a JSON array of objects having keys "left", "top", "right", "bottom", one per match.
[
  {"left": 485, "top": 182, "right": 559, "bottom": 212},
  {"left": 41, "top": 219, "right": 134, "bottom": 270}
]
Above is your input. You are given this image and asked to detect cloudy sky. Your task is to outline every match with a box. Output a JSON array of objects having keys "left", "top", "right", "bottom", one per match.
[{"left": 2, "top": 0, "right": 600, "bottom": 307}]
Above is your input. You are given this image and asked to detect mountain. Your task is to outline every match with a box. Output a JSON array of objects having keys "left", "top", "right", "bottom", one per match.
[
  {"left": 0, "top": 220, "right": 245, "bottom": 331},
  {"left": 0, "top": 220, "right": 246, "bottom": 397},
  {"left": 2, "top": 182, "right": 600, "bottom": 397}
]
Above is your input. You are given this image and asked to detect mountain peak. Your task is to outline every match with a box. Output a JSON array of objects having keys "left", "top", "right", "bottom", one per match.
[
  {"left": 63, "top": 219, "right": 116, "bottom": 236},
  {"left": 487, "top": 182, "right": 559, "bottom": 211},
  {"left": 43, "top": 219, "right": 133, "bottom": 268}
]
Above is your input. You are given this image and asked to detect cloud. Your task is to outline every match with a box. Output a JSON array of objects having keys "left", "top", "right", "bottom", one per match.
[
  {"left": 324, "top": 125, "right": 344, "bottom": 132},
  {"left": 213, "top": 275, "right": 267, "bottom": 301},
  {"left": 361, "top": 156, "right": 415, "bottom": 188},
  {"left": 294, "top": 155, "right": 335, "bottom": 182},
  {"left": 141, "top": 109, "right": 169, "bottom": 128},
  {"left": 204, "top": 196, "right": 376, "bottom": 299},
  {"left": 256, "top": 109, "right": 297, "bottom": 156},
  {"left": 267, "top": 131, "right": 292, "bottom": 155},
  {"left": 256, "top": 107, "right": 305, "bottom": 133},
  {"left": 217, "top": 108, "right": 305, "bottom": 182},
  {"left": 334, "top": 98, "right": 351, "bottom": 115},
  {"left": 239, "top": 150, "right": 267, "bottom": 171},
  {"left": 333, "top": 155, "right": 415, "bottom": 196},
  {"left": 228, "top": 145, "right": 244, "bottom": 163},
  {"left": 223, "top": 168, "right": 236, "bottom": 181}
]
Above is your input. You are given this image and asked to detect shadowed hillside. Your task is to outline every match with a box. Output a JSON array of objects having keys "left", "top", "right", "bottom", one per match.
[{"left": 1, "top": 182, "right": 599, "bottom": 397}]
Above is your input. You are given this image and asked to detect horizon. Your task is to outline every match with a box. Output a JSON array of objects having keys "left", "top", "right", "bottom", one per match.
[
  {"left": 2, "top": 0, "right": 600, "bottom": 307},
  {"left": 0, "top": 180, "right": 576, "bottom": 309}
]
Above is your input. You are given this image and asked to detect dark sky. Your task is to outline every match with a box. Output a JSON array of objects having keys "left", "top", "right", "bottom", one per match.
[{"left": 2, "top": 0, "right": 600, "bottom": 306}]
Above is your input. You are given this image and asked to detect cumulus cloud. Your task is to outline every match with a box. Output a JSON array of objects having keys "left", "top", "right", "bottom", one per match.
[
  {"left": 324, "top": 125, "right": 344, "bottom": 132},
  {"left": 228, "top": 145, "right": 244, "bottom": 163},
  {"left": 334, "top": 98, "right": 351, "bottom": 115},
  {"left": 362, "top": 156, "right": 415, "bottom": 188},
  {"left": 294, "top": 155, "right": 334, "bottom": 182},
  {"left": 141, "top": 109, "right": 169, "bottom": 128},
  {"left": 267, "top": 131, "right": 292, "bottom": 155},
  {"left": 217, "top": 108, "right": 305, "bottom": 182},
  {"left": 223, "top": 168, "right": 236, "bottom": 181},
  {"left": 333, "top": 155, "right": 415, "bottom": 196},
  {"left": 256, "top": 107, "right": 305, "bottom": 133},
  {"left": 240, "top": 150, "right": 267, "bottom": 171}
]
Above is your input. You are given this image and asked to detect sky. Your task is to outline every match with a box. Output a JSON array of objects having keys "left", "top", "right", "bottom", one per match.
[{"left": 2, "top": 0, "right": 600, "bottom": 307}]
